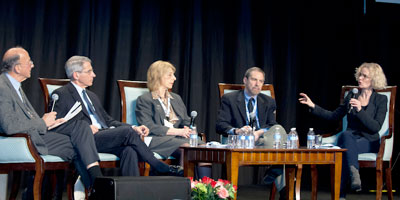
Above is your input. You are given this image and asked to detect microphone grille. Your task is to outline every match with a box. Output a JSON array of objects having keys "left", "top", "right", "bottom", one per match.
[
  {"left": 352, "top": 88, "right": 359, "bottom": 94},
  {"left": 191, "top": 111, "right": 198, "bottom": 117},
  {"left": 51, "top": 93, "right": 59, "bottom": 101}
]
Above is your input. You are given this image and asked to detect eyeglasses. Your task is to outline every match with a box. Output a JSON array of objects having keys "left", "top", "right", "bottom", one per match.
[
  {"left": 78, "top": 69, "right": 94, "bottom": 74},
  {"left": 358, "top": 73, "right": 371, "bottom": 79}
]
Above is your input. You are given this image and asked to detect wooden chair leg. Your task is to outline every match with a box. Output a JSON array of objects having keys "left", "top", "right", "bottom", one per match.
[
  {"left": 269, "top": 182, "right": 277, "bottom": 200},
  {"left": 139, "top": 161, "right": 146, "bottom": 176},
  {"left": 33, "top": 168, "right": 45, "bottom": 200},
  {"left": 295, "top": 165, "right": 302, "bottom": 200},
  {"left": 285, "top": 167, "right": 296, "bottom": 200},
  {"left": 385, "top": 166, "right": 393, "bottom": 200},
  {"left": 9, "top": 171, "right": 21, "bottom": 200},
  {"left": 310, "top": 164, "right": 317, "bottom": 200},
  {"left": 144, "top": 163, "right": 151, "bottom": 176},
  {"left": 376, "top": 169, "right": 383, "bottom": 200}
]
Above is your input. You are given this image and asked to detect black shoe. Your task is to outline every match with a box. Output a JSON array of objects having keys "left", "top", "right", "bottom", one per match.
[
  {"left": 279, "top": 186, "right": 287, "bottom": 200},
  {"left": 168, "top": 165, "right": 184, "bottom": 176}
]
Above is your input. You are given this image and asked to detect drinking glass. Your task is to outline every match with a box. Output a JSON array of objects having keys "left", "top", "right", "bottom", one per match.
[
  {"left": 314, "top": 135, "right": 322, "bottom": 149},
  {"left": 227, "top": 135, "right": 237, "bottom": 148}
]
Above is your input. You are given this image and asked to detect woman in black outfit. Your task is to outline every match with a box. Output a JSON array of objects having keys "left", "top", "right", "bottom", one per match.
[{"left": 299, "top": 63, "right": 388, "bottom": 200}]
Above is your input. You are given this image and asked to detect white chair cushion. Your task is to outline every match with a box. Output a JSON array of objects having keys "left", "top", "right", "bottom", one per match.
[
  {"left": 98, "top": 153, "right": 120, "bottom": 161},
  {"left": 0, "top": 136, "right": 35, "bottom": 163},
  {"left": 358, "top": 153, "right": 377, "bottom": 161}
]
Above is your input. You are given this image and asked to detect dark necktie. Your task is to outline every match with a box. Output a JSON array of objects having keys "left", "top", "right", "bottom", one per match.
[
  {"left": 248, "top": 97, "right": 254, "bottom": 113},
  {"left": 19, "top": 87, "right": 36, "bottom": 118},
  {"left": 82, "top": 90, "right": 108, "bottom": 128}
]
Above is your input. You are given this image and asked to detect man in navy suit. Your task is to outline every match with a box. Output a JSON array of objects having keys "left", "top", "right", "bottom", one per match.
[
  {"left": 51, "top": 56, "right": 181, "bottom": 178},
  {"left": 216, "top": 67, "right": 286, "bottom": 199}
]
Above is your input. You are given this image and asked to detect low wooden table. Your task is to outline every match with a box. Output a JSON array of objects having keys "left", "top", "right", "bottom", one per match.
[{"left": 180, "top": 145, "right": 346, "bottom": 200}]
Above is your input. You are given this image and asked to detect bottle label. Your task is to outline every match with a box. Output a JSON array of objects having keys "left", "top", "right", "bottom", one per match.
[
  {"left": 307, "top": 135, "right": 315, "bottom": 140},
  {"left": 190, "top": 134, "right": 198, "bottom": 139}
]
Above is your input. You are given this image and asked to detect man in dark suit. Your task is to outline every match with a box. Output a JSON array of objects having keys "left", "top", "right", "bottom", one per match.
[
  {"left": 216, "top": 67, "right": 277, "bottom": 139},
  {"left": 51, "top": 56, "right": 181, "bottom": 177},
  {"left": 216, "top": 67, "right": 286, "bottom": 199},
  {"left": 0, "top": 47, "right": 102, "bottom": 193}
]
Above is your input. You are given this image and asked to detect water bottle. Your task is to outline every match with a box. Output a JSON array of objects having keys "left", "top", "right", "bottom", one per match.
[
  {"left": 189, "top": 126, "right": 198, "bottom": 147},
  {"left": 238, "top": 129, "right": 246, "bottom": 148},
  {"left": 273, "top": 127, "right": 281, "bottom": 149},
  {"left": 246, "top": 127, "right": 255, "bottom": 149},
  {"left": 307, "top": 128, "right": 315, "bottom": 149},
  {"left": 288, "top": 128, "right": 298, "bottom": 149}
]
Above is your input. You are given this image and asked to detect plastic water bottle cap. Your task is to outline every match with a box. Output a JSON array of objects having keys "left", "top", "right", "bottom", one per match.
[
  {"left": 309, "top": 128, "right": 314, "bottom": 131},
  {"left": 291, "top": 127, "right": 296, "bottom": 131}
]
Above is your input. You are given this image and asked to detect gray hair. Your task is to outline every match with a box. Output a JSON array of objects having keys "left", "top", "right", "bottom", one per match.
[
  {"left": 1, "top": 54, "right": 20, "bottom": 73},
  {"left": 65, "top": 56, "right": 91, "bottom": 79},
  {"left": 244, "top": 67, "right": 265, "bottom": 79}
]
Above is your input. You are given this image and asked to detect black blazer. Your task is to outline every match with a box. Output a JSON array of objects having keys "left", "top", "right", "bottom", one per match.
[
  {"left": 311, "top": 90, "right": 387, "bottom": 142},
  {"left": 216, "top": 90, "right": 277, "bottom": 136},
  {"left": 51, "top": 83, "right": 127, "bottom": 128}
]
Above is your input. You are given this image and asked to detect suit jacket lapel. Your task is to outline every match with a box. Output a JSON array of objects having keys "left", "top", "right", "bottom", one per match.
[
  {"left": 0, "top": 74, "right": 36, "bottom": 119},
  {"left": 153, "top": 97, "right": 166, "bottom": 123},
  {"left": 365, "top": 90, "right": 377, "bottom": 114},
  {"left": 236, "top": 91, "right": 247, "bottom": 124},
  {"left": 67, "top": 83, "right": 90, "bottom": 119},
  {"left": 257, "top": 95, "right": 267, "bottom": 125},
  {"left": 170, "top": 97, "right": 186, "bottom": 124}
]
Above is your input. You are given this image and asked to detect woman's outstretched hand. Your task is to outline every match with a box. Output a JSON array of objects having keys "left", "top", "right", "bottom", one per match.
[{"left": 299, "top": 93, "right": 315, "bottom": 108}]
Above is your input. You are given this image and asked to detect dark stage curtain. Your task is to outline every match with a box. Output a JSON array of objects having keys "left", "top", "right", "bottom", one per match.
[{"left": 1, "top": 0, "right": 400, "bottom": 186}]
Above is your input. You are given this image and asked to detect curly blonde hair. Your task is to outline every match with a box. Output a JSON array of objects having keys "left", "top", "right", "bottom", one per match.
[
  {"left": 147, "top": 60, "right": 176, "bottom": 91},
  {"left": 354, "top": 62, "right": 387, "bottom": 89}
]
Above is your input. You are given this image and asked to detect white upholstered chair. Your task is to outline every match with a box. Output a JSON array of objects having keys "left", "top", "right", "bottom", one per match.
[
  {"left": 310, "top": 85, "right": 396, "bottom": 200},
  {"left": 117, "top": 80, "right": 177, "bottom": 176},
  {"left": 38, "top": 78, "right": 121, "bottom": 199}
]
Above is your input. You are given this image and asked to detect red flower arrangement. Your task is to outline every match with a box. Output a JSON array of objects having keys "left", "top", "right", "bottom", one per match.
[{"left": 190, "top": 176, "right": 237, "bottom": 200}]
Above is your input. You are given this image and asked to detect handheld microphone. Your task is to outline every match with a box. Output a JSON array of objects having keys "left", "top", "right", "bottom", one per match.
[
  {"left": 190, "top": 111, "right": 198, "bottom": 128},
  {"left": 249, "top": 112, "right": 256, "bottom": 129},
  {"left": 348, "top": 88, "right": 359, "bottom": 113},
  {"left": 50, "top": 94, "right": 59, "bottom": 112}
]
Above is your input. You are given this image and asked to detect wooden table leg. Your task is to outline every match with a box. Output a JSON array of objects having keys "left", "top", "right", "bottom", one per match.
[
  {"left": 330, "top": 152, "right": 342, "bottom": 200},
  {"left": 295, "top": 164, "right": 303, "bottom": 200},
  {"left": 183, "top": 150, "right": 195, "bottom": 178},
  {"left": 311, "top": 164, "right": 318, "bottom": 200},
  {"left": 285, "top": 166, "right": 296, "bottom": 200},
  {"left": 227, "top": 152, "right": 239, "bottom": 200}
]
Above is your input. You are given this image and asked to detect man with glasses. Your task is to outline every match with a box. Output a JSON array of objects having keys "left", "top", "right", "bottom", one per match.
[
  {"left": 51, "top": 56, "right": 182, "bottom": 179},
  {"left": 0, "top": 47, "right": 102, "bottom": 194},
  {"left": 216, "top": 67, "right": 287, "bottom": 200}
]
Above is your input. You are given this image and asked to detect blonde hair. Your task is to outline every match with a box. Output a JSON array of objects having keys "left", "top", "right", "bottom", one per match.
[
  {"left": 147, "top": 60, "right": 176, "bottom": 91},
  {"left": 355, "top": 62, "right": 387, "bottom": 89}
]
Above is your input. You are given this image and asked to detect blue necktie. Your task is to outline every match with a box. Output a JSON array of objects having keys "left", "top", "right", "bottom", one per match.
[{"left": 82, "top": 90, "right": 108, "bottom": 128}]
